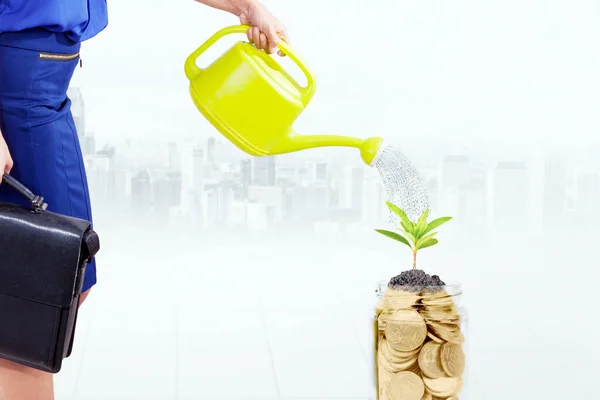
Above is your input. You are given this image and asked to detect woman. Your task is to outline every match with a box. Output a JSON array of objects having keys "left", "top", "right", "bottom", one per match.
[{"left": 0, "top": 0, "right": 288, "bottom": 398}]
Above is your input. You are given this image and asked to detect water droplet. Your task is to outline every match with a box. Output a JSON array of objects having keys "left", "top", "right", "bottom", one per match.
[{"left": 374, "top": 144, "right": 430, "bottom": 224}]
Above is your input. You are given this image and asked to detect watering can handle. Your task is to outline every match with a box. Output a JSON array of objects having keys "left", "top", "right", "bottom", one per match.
[{"left": 184, "top": 25, "right": 316, "bottom": 102}]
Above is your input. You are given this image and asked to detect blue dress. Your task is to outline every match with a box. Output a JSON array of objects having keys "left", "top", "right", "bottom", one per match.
[{"left": 0, "top": 1, "right": 108, "bottom": 293}]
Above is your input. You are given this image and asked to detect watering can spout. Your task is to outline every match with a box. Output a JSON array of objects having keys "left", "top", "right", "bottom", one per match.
[{"left": 286, "top": 134, "right": 384, "bottom": 166}]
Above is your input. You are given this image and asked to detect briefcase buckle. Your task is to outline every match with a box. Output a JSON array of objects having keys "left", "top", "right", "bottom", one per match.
[{"left": 31, "top": 195, "right": 48, "bottom": 213}]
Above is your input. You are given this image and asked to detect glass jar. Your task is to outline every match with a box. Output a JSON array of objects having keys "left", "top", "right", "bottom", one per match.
[{"left": 369, "top": 280, "right": 469, "bottom": 400}]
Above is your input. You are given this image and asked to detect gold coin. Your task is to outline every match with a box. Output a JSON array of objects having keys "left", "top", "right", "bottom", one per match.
[
  {"left": 384, "top": 310, "right": 427, "bottom": 351},
  {"left": 377, "top": 339, "right": 397, "bottom": 371},
  {"left": 380, "top": 339, "right": 420, "bottom": 372},
  {"left": 388, "top": 371, "right": 425, "bottom": 400},
  {"left": 424, "top": 305, "right": 459, "bottom": 315},
  {"left": 430, "top": 320, "right": 461, "bottom": 332},
  {"left": 422, "top": 289, "right": 449, "bottom": 298},
  {"left": 422, "top": 315, "right": 460, "bottom": 326},
  {"left": 421, "top": 301, "right": 456, "bottom": 311},
  {"left": 427, "top": 331, "right": 445, "bottom": 344},
  {"left": 378, "top": 363, "right": 393, "bottom": 400},
  {"left": 378, "top": 312, "right": 390, "bottom": 331},
  {"left": 420, "top": 290, "right": 453, "bottom": 305},
  {"left": 420, "top": 306, "right": 460, "bottom": 323},
  {"left": 386, "top": 338, "right": 422, "bottom": 359},
  {"left": 422, "top": 376, "right": 462, "bottom": 398},
  {"left": 421, "top": 295, "right": 457, "bottom": 306},
  {"left": 440, "top": 342, "right": 465, "bottom": 377},
  {"left": 383, "top": 291, "right": 420, "bottom": 311},
  {"left": 406, "top": 359, "right": 421, "bottom": 375},
  {"left": 374, "top": 320, "right": 381, "bottom": 394},
  {"left": 429, "top": 322, "right": 464, "bottom": 344},
  {"left": 420, "top": 391, "right": 432, "bottom": 400},
  {"left": 417, "top": 342, "right": 447, "bottom": 379},
  {"left": 378, "top": 339, "right": 392, "bottom": 370},
  {"left": 389, "top": 358, "right": 419, "bottom": 374},
  {"left": 380, "top": 308, "right": 426, "bottom": 331},
  {"left": 387, "top": 351, "right": 420, "bottom": 366}
]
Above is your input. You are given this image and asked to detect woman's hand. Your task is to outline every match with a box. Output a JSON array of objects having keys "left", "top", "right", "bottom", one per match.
[
  {"left": 0, "top": 132, "right": 14, "bottom": 183},
  {"left": 193, "top": 0, "right": 290, "bottom": 56},
  {"left": 237, "top": 0, "right": 289, "bottom": 56}
]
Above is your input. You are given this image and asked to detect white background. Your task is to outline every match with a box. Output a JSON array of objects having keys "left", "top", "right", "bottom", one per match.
[{"left": 52, "top": 0, "right": 600, "bottom": 399}]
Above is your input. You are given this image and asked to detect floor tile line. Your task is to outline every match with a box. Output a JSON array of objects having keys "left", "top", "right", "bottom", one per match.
[
  {"left": 174, "top": 305, "right": 179, "bottom": 400},
  {"left": 343, "top": 290, "right": 370, "bottom": 365},
  {"left": 280, "top": 398, "right": 366, "bottom": 400},
  {"left": 257, "top": 296, "right": 282, "bottom": 400},
  {"left": 71, "top": 309, "right": 95, "bottom": 397}
]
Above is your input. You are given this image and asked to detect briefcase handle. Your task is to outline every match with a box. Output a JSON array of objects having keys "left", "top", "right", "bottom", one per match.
[{"left": 2, "top": 173, "right": 48, "bottom": 213}]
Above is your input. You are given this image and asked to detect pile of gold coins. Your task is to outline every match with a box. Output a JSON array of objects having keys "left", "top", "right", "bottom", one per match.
[{"left": 374, "top": 287, "right": 465, "bottom": 400}]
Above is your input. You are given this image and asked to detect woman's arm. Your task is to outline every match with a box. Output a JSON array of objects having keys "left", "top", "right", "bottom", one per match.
[
  {"left": 193, "top": 0, "right": 289, "bottom": 56},
  {"left": 193, "top": 0, "right": 250, "bottom": 15},
  {"left": 0, "top": 130, "right": 14, "bottom": 183}
]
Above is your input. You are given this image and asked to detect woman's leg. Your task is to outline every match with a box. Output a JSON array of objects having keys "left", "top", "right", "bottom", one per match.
[
  {"left": 0, "top": 290, "right": 92, "bottom": 400},
  {"left": 0, "top": 33, "right": 97, "bottom": 400},
  {"left": 0, "top": 358, "right": 55, "bottom": 400}
]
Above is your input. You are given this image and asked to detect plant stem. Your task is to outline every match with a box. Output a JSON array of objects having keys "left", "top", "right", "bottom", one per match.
[{"left": 412, "top": 249, "right": 417, "bottom": 269}]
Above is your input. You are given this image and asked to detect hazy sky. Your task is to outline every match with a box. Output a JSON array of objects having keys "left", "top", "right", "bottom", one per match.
[{"left": 71, "top": 0, "right": 600, "bottom": 147}]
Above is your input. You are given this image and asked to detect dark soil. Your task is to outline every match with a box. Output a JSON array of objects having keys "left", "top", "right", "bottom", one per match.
[{"left": 387, "top": 269, "right": 446, "bottom": 293}]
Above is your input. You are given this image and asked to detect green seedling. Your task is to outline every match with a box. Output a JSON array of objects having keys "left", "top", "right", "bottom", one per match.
[{"left": 375, "top": 202, "right": 452, "bottom": 269}]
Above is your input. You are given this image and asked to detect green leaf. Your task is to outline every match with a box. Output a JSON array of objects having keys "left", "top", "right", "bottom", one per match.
[
  {"left": 400, "top": 221, "right": 414, "bottom": 236},
  {"left": 416, "top": 232, "right": 438, "bottom": 247},
  {"left": 416, "top": 238, "right": 438, "bottom": 250},
  {"left": 374, "top": 229, "right": 413, "bottom": 249},
  {"left": 417, "top": 209, "right": 430, "bottom": 226},
  {"left": 412, "top": 209, "right": 429, "bottom": 238},
  {"left": 414, "top": 221, "right": 428, "bottom": 238},
  {"left": 422, "top": 216, "right": 452, "bottom": 236},
  {"left": 398, "top": 229, "right": 416, "bottom": 244},
  {"left": 386, "top": 201, "right": 411, "bottom": 226}
]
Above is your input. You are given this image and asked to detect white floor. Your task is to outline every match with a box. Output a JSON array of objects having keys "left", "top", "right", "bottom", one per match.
[{"left": 53, "top": 227, "right": 598, "bottom": 399}]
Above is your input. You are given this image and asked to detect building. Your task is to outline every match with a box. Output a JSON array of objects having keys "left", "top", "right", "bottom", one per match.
[
  {"left": 130, "top": 170, "right": 152, "bottom": 213},
  {"left": 67, "top": 87, "right": 95, "bottom": 155},
  {"left": 315, "top": 162, "right": 327, "bottom": 181},
  {"left": 572, "top": 167, "right": 600, "bottom": 218},
  {"left": 192, "top": 146, "right": 204, "bottom": 193},
  {"left": 362, "top": 171, "right": 386, "bottom": 224},
  {"left": 68, "top": 87, "right": 85, "bottom": 134},
  {"left": 252, "top": 156, "right": 276, "bottom": 186},
  {"left": 247, "top": 185, "right": 284, "bottom": 225},
  {"left": 438, "top": 155, "right": 470, "bottom": 218},
  {"left": 168, "top": 142, "right": 181, "bottom": 171},
  {"left": 207, "top": 137, "right": 216, "bottom": 164},
  {"left": 240, "top": 159, "right": 252, "bottom": 199},
  {"left": 178, "top": 140, "right": 203, "bottom": 217},
  {"left": 202, "top": 181, "right": 234, "bottom": 227},
  {"left": 543, "top": 153, "right": 567, "bottom": 229},
  {"left": 463, "top": 169, "right": 487, "bottom": 232},
  {"left": 493, "top": 161, "right": 528, "bottom": 231},
  {"left": 351, "top": 167, "right": 364, "bottom": 212},
  {"left": 286, "top": 183, "right": 329, "bottom": 223},
  {"left": 335, "top": 166, "right": 354, "bottom": 209}
]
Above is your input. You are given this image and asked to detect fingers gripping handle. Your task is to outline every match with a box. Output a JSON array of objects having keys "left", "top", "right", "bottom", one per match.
[
  {"left": 184, "top": 25, "right": 316, "bottom": 101},
  {"left": 1, "top": 173, "right": 48, "bottom": 213}
]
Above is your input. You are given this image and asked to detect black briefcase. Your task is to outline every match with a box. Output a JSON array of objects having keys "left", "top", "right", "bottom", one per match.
[{"left": 0, "top": 174, "right": 100, "bottom": 373}]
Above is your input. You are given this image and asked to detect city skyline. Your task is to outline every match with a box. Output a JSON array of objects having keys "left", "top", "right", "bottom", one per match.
[{"left": 68, "top": 86, "right": 600, "bottom": 238}]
